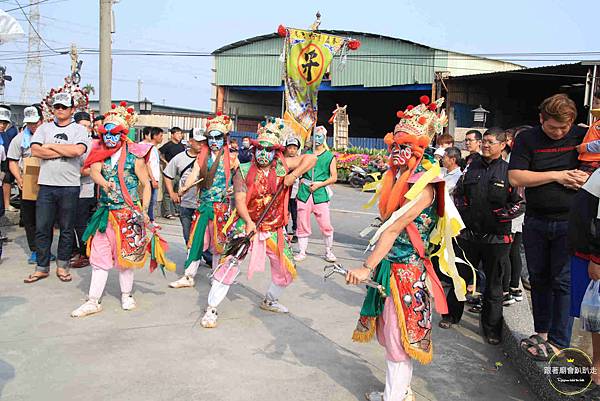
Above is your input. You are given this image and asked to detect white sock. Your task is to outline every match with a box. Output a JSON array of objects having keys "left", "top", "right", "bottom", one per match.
[
  {"left": 297, "top": 237, "right": 308, "bottom": 254},
  {"left": 184, "top": 260, "right": 200, "bottom": 278},
  {"left": 384, "top": 359, "right": 412, "bottom": 401},
  {"left": 266, "top": 282, "right": 285, "bottom": 300},
  {"left": 324, "top": 235, "right": 334, "bottom": 252},
  {"left": 208, "top": 281, "right": 230, "bottom": 308}
]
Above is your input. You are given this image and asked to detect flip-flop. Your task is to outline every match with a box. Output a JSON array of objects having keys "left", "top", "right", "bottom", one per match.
[
  {"left": 56, "top": 270, "right": 72, "bottom": 282},
  {"left": 522, "top": 341, "right": 558, "bottom": 362},
  {"left": 24, "top": 272, "right": 49, "bottom": 283},
  {"left": 519, "top": 334, "right": 546, "bottom": 350}
]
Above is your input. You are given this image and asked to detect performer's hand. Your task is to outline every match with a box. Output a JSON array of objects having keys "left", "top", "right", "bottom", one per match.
[
  {"left": 151, "top": 179, "right": 159, "bottom": 189},
  {"left": 589, "top": 260, "right": 600, "bottom": 281},
  {"left": 102, "top": 181, "right": 116, "bottom": 193},
  {"left": 346, "top": 267, "right": 371, "bottom": 285},
  {"left": 309, "top": 182, "right": 321, "bottom": 192},
  {"left": 15, "top": 178, "right": 23, "bottom": 190},
  {"left": 284, "top": 173, "right": 296, "bottom": 187},
  {"left": 170, "top": 192, "right": 181, "bottom": 204},
  {"left": 226, "top": 187, "right": 234, "bottom": 196},
  {"left": 245, "top": 221, "right": 257, "bottom": 235}
]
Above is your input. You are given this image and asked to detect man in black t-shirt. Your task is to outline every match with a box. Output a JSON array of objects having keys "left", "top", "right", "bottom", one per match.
[
  {"left": 508, "top": 94, "right": 588, "bottom": 359},
  {"left": 159, "top": 127, "right": 185, "bottom": 218}
]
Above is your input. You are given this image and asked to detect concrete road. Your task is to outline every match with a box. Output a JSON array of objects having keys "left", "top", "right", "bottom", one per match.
[{"left": 0, "top": 185, "right": 536, "bottom": 401}]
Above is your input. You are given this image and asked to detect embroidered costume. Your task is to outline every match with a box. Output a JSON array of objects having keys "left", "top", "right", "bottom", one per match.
[
  {"left": 71, "top": 102, "right": 172, "bottom": 317},
  {"left": 353, "top": 97, "right": 466, "bottom": 401},
  {"left": 200, "top": 117, "right": 301, "bottom": 328},
  {"left": 169, "top": 112, "right": 238, "bottom": 289}
]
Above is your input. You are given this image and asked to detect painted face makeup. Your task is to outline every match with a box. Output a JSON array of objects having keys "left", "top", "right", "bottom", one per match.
[
  {"left": 314, "top": 132, "right": 325, "bottom": 146},
  {"left": 255, "top": 148, "right": 275, "bottom": 166},
  {"left": 391, "top": 143, "right": 413, "bottom": 166},
  {"left": 102, "top": 123, "right": 121, "bottom": 148},
  {"left": 207, "top": 130, "right": 224, "bottom": 151}
]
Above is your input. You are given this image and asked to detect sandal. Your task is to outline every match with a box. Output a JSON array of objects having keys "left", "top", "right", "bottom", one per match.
[
  {"left": 24, "top": 272, "right": 49, "bottom": 283},
  {"left": 56, "top": 268, "right": 72, "bottom": 282},
  {"left": 519, "top": 334, "right": 546, "bottom": 350},
  {"left": 522, "top": 341, "right": 558, "bottom": 362},
  {"left": 468, "top": 304, "right": 482, "bottom": 313},
  {"left": 439, "top": 318, "right": 453, "bottom": 329}
]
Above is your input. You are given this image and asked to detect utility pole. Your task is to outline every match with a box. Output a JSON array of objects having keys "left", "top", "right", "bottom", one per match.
[
  {"left": 137, "top": 78, "right": 143, "bottom": 101},
  {"left": 99, "top": 0, "right": 112, "bottom": 114},
  {"left": 0, "top": 67, "right": 12, "bottom": 102}
]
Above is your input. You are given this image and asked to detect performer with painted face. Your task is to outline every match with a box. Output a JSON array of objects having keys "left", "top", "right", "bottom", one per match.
[
  {"left": 169, "top": 112, "right": 238, "bottom": 289},
  {"left": 345, "top": 97, "right": 467, "bottom": 401},
  {"left": 71, "top": 102, "right": 154, "bottom": 317},
  {"left": 294, "top": 125, "right": 338, "bottom": 262},
  {"left": 199, "top": 117, "right": 316, "bottom": 328}
]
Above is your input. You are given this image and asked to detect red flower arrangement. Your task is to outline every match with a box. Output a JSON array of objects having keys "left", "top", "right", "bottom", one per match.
[{"left": 348, "top": 39, "right": 361, "bottom": 50}]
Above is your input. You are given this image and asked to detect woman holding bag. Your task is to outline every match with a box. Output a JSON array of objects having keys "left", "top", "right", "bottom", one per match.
[{"left": 569, "top": 168, "right": 600, "bottom": 386}]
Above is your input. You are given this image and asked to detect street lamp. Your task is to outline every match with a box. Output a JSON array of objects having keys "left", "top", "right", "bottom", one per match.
[
  {"left": 139, "top": 98, "right": 153, "bottom": 115},
  {"left": 472, "top": 105, "right": 490, "bottom": 128}
]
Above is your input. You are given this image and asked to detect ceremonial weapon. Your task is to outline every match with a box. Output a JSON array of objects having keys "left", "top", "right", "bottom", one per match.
[
  {"left": 179, "top": 177, "right": 204, "bottom": 195},
  {"left": 212, "top": 183, "right": 288, "bottom": 284},
  {"left": 324, "top": 263, "right": 387, "bottom": 298}
]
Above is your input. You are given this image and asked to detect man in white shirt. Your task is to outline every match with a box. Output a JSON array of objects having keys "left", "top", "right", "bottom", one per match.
[
  {"left": 441, "top": 146, "right": 463, "bottom": 196},
  {"left": 143, "top": 126, "right": 163, "bottom": 224}
]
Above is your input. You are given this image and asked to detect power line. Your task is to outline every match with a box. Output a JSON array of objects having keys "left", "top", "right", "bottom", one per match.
[{"left": 12, "top": 0, "right": 63, "bottom": 54}]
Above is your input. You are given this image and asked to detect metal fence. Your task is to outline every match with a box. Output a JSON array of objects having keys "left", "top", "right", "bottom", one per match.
[{"left": 229, "top": 131, "right": 387, "bottom": 150}]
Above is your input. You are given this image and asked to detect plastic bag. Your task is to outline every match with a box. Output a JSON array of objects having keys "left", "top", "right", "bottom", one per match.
[{"left": 580, "top": 280, "right": 600, "bottom": 332}]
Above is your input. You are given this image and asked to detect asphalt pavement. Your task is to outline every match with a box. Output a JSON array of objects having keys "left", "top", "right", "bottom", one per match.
[{"left": 0, "top": 184, "right": 536, "bottom": 401}]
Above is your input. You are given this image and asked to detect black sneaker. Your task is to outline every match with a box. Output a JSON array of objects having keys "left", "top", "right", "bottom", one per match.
[
  {"left": 502, "top": 293, "right": 516, "bottom": 306},
  {"left": 509, "top": 288, "right": 523, "bottom": 302}
]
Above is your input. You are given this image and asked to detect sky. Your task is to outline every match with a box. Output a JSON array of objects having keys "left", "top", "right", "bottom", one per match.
[{"left": 1, "top": 0, "right": 599, "bottom": 110}]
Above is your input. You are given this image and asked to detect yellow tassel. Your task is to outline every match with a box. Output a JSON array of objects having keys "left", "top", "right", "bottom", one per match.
[
  {"left": 405, "top": 161, "right": 441, "bottom": 201},
  {"left": 266, "top": 238, "right": 297, "bottom": 279},
  {"left": 390, "top": 276, "right": 433, "bottom": 365},
  {"left": 352, "top": 317, "right": 376, "bottom": 343},
  {"left": 362, "top": 182, "right": 382, "bottom": 209},
  {"left": 222, "top": 209, "right": 238, "bottom": 234},
  {"left": 153, "top": 236, "right": 176, "bottom": 272}
]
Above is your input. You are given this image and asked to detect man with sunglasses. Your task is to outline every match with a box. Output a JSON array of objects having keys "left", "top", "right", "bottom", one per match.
[
  {"left": 24, "top": 93, "right": 90, "bottom": 284},
  {"left": 198, "top": 117, "right": 316, "bottom": 328},
  {"left": 169, "top": 112, "right": 238, "bottom": 289}
]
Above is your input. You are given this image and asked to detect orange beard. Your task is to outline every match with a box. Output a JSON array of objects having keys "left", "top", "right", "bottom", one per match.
[{"left": 379, "top": 132, "right": 430, "bottom": 220}]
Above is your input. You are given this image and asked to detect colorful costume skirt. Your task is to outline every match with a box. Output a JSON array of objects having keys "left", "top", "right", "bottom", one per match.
[
  {"left": 185, "top": 201, "right": 231, "bottom": 267},
  {"left": 84, "top": 206, "right": 148, "bottom": 269},
  {"left": 353, "top": 260, "right": 435, "bottom": 364}
]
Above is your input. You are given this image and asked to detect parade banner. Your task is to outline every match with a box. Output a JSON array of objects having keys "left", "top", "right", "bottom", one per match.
[{"left": 279, "top": 26, "right": 352, "bottom": 145}]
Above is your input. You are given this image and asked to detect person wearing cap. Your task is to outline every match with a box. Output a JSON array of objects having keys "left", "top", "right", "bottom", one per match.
[
  {"left": 284, "top": 136, "right": 301, "bottom": 242},
  {"left": 294, "top": 125, "right": 338, "bottom": 263},
  {"left": 198, "top": 117, "right": 316, "bottom": 328},
  {"left": 8, "top": 104, "right": 43, "bottom": 264},
  {"left": 70, "top": 111, "right": 95, "bottom": 269},
  {"left": 163, "top": 128, "right": 205, "bottom": 245},
  {"left": 0, "top": 105, "right": 18, "bottom": 213},
  {"left": 169, "top": 114, "right": 238, "bottom": 290},
  {"left": 238, "top": 135, "right": 253, "bottom": 163},
  {"left": 23, "top": 92, "right": 90, "bottom": 284}
]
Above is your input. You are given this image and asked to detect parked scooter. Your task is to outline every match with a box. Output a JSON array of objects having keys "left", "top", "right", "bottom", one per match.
[{"left": 348, "top": 165, "right": 367, "bottom": 188}]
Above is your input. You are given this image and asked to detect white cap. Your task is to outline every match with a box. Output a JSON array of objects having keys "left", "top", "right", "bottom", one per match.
[
  {"left": 314, "top": 125, "right": 327, "bottom": 137},
  {"left": 52, "top": 92, "right": 73, "bottom": 107},
  {"left": 285, "top": 136, "right": 300, "bottom": 147},
  {"left": 191, "top": 128, "right": 206, "bottom": 141},
  {"left": 434, "top": 147, "right": 446, "bottom": 157},
  {"left": 23, "top": 106, "right": 40, "bottom": 123},
  {"left": 0, "top": 107, "right": 10, "bottom": 122}
]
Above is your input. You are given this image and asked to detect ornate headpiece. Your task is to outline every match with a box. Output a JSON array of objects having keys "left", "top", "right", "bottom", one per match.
[
  {"left": 385, "top": 96, "right": 448, "bottom": 146},
  {"left": 103, "top": 101, "right": 138, "bottom": 131},
  {"left": 205, "top": 111, "right": 233, "bottom": 135},
  {"left": 255, "top": 116, "right": 294, "bottom": 149},
  {"left": 41, "top": 78, "right": 90, "bottom": 122}
]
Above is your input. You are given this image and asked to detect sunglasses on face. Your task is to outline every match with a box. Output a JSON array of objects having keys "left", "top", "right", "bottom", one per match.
[{"left": 53, "top": 104, "right": 71, "bottom": 110}]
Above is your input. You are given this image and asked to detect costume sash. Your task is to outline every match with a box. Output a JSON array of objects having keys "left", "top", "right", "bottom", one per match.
[{"left": 185, "top": 202, "right": 215, "bottom": 268}]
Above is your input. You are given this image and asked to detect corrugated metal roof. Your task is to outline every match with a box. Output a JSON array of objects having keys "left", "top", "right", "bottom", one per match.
[{"left": 213, "top": 30, "right": 524, "bottom": 88}]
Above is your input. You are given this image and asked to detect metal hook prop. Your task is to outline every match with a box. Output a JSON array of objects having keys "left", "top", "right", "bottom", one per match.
[{"left": 323, "top": 263, "right": 387, "bottom": 298}]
